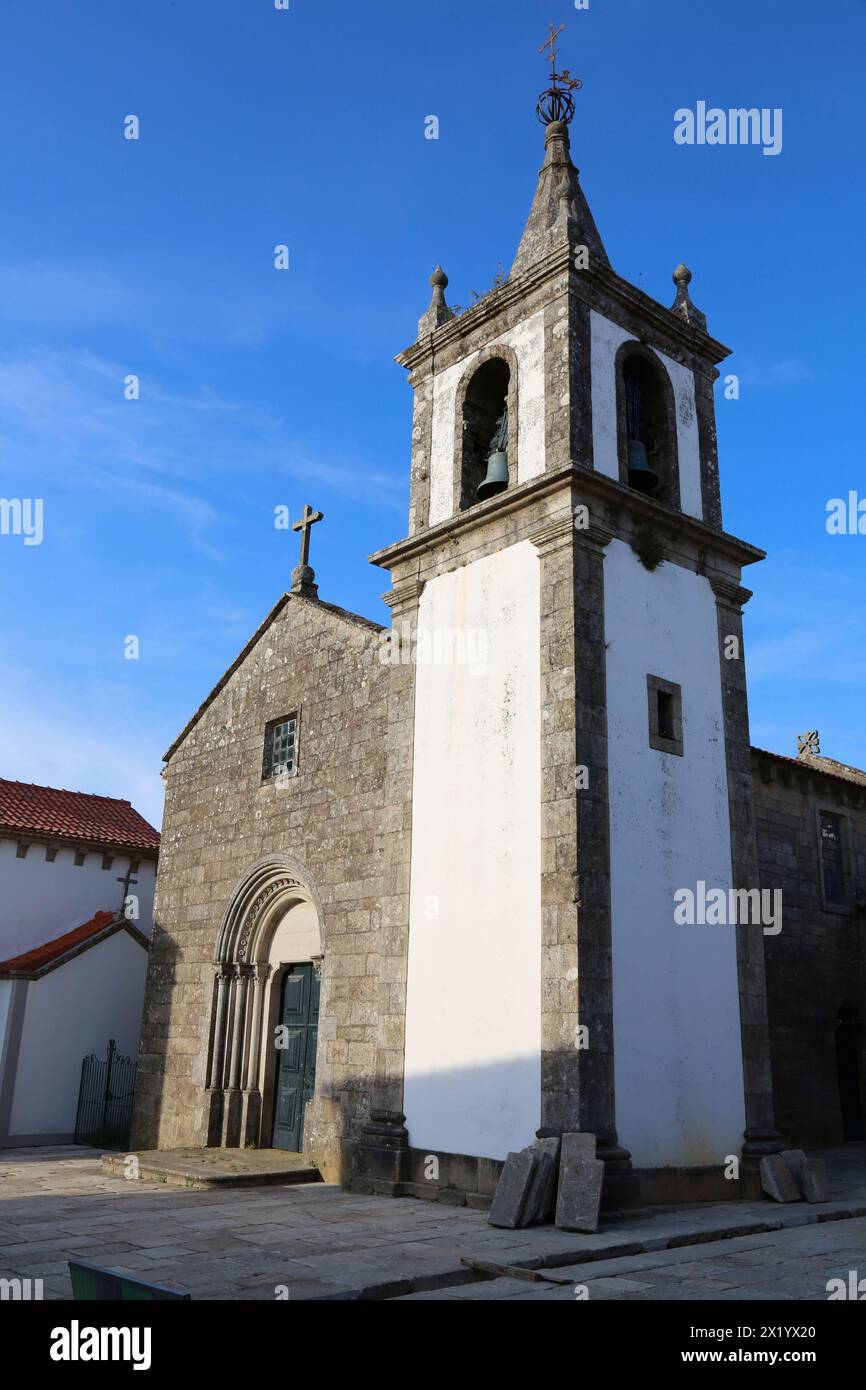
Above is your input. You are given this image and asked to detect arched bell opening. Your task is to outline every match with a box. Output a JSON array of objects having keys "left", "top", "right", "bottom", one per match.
[
  {"left": 458, "top": 356, "right": 516, "bottom": 509},
  {"left": 615, "top": 342, "right": 681, "bottom": 509}
]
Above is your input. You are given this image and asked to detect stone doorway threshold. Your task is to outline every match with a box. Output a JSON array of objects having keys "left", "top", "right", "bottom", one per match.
[{"left": 101, "top": 1147, "right": 321, "bottom": 1190}]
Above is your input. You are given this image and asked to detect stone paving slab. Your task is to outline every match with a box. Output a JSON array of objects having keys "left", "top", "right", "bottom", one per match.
[{"left": 1, "top": 1144, "right": 864, "bottom": 1301}]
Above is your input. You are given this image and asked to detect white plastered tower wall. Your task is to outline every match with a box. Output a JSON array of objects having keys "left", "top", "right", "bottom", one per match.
[
  {"left": 604, "top": 539, "right": 746, "bottom": 1165},
  {"left": 403, "top": 542, "right": 542, "bottom": 1158}
]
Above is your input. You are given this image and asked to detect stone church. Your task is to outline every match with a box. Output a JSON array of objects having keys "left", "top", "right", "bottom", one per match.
[{"left": 132, "top": 79, "right": 865, "bottom": 1207}]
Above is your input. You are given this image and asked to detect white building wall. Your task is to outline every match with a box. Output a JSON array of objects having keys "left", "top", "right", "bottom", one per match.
[
  {"left": 0, "top": 980, "right": 11, "bottom": 1058},
  {"left": 604, "top": 538, "right": 746, "bottom": 1167},
  {"left": 0, "top": 841, "right": 156, "bottom": 961},
  {"left": 508, "top": 311, "right": 546, "bottom": 487},
  {"left": 589, "top": 310, "right": 703, "bottom": 522},
  {"left": 427, "top": 310, "right": 546, "bottom": 526},
  {"left": 428, "top": 358, "right": 466, "bottom": 527},
  {"left": 403, "top": 541, "right": 542, "bottom": 1159},
  {"left": 590, "top": 311, "right": 633, "bottom": 481},
  {"left": 7, "top": 931, "right": 148, "bottom": 1140},
  {"left": 657, "top": 347, "right": 703, "bottom": 521}
]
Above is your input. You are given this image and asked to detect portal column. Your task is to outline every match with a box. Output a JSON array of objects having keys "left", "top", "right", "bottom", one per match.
[
  {"left": 205, "top": 963, "right": 232, "bottom": 1145},
  {"left": 241, "top": 962, "right": 271, "bottom": 1146},
  {"left": 222, "top": 964, "right": 252, "bottom": 1146}
]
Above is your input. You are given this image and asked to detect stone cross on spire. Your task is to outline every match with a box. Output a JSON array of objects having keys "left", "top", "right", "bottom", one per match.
[
  {"left": 511, "top": 24, "right": 607, "bottom": 278},
  {"left": 291, "top": 504, "right": 324, "bottom": 599},
  {"left": 540, "top": 21, "right": 566, "bottom": 77}
]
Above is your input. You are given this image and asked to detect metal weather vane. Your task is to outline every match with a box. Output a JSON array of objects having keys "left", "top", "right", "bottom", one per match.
[{"left": 537, "top": 21, "right": 582, "bottom": 126}]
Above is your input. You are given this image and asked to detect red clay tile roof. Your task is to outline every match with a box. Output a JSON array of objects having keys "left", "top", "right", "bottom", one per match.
[
  {"left": 0, "top": 910, "right": 116, "bottom": 977},
  {"left": 0, "top": 780, "right": 160, "bottom": 855}
]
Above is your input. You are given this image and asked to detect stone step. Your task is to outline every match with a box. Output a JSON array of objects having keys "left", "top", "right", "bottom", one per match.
[{"left": 101, "top": 1147, "right": 322, "bottom": 1190}]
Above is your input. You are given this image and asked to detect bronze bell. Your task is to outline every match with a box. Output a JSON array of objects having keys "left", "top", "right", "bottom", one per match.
[
  {"left": 476, "top": 449, "right": 509, "bottom": 502},
  {"left": 627, "top": 437, "right": 658, "bottom": 493}
]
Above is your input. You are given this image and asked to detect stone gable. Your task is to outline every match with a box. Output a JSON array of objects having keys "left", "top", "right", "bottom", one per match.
[{"left": 133, "top": 592, "right": 392, "bottom": 1167}]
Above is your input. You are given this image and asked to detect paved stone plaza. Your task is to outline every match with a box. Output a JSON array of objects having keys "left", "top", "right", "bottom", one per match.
[{"left": 1, "top": 1146, "right": 864, "bottom": 1301}]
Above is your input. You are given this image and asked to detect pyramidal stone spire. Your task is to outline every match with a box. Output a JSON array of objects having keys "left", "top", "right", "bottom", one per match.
[{"left": 511, "top": 118, "right": 610, "bottom": 278}]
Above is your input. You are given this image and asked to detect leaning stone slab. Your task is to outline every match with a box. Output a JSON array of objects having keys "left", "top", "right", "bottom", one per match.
[
  {"left": 555, "top": 1156, "right": 605, "bottom": 1233},
  {"left": 780, "top": 1149, "right": 807, "bottom": 1191},
  {"left": 801, "top": 1157, "right": 830, "bottom": 1204},
  {"left": 487, "top": 1150, "right": 538, "bottom": 1229},
  {"left": 523, "top": 1137, "right": 561, "bottom": 1225},
  {"left": 760, "top": 1153, "right": 802, "bottom": 1203},
  {"left": 522, "top": 1151, "right": 554, "bottom": 1227}
]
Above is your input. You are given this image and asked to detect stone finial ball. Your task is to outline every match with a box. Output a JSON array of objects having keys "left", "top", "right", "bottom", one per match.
[
  {"left": 673, "top": 263, "right": 692, "bottom": 286},
  {"left": 430, "top": 265, "right": 448, "bottom": 288}
]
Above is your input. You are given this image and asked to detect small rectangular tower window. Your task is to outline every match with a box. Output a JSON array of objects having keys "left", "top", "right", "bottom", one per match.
[
  {"left": 647, "top": 675, "right": 683, "bottom": 757},
  {"left": 819, "top": 810, "right": 846, "bottom": 905},
  {"left": 262, "top": 713, "right": 299, "bottom": 781}
]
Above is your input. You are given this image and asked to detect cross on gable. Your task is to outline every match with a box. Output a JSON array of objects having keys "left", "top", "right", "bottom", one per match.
[
  {"left": 292, "top": 504, "right": 324, "bottom": 569},
  {"left": 117, "top": 864, "right": 138, "bottom": 917}
]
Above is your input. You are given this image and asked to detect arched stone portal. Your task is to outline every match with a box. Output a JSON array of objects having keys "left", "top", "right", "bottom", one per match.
[{"left": 206, "top": 855, "right": 324, "bottom": 1150}]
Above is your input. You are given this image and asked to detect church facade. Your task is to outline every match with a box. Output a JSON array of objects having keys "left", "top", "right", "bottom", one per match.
[{"left": 132, "top": 94, "right": 865, "bottom": 1205}]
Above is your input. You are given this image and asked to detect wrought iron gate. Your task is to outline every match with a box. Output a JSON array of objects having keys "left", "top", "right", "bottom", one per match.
[{"left": 74, "top": 1040, "right": 137, "bottom": 1149}]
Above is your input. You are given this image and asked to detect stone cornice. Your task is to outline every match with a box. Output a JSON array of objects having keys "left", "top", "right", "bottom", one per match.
[
  {"left": 371, "top": 467, "right": 575, "bottom": 568},
  {"left": 527, "top": 515, "right": 577, "bottom": 556},
  {"left": 396, "top": 252, "right": 568, "bottom": 372},
  {"left": 396, "top": 244, "right": 731, "bottom": 375},
  {"left": 710, "top": 578, "right": 754, "bottom": 609},
  {"left": 585, "top": 262, "right": 731, "bottom": 367},
  {"left": 369, "top": 464, "right": 765, "bottom": 574},
  {"left": 528, "top": 514, "right": 614, "bottom": 557},
  {"left": 382, "top": 577, "right": 426, "bottom": 616}
]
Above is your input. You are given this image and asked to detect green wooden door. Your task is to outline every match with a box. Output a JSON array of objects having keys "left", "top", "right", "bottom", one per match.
[{"left": 272, "top": 964, "right": 319, "bottom": 1152}]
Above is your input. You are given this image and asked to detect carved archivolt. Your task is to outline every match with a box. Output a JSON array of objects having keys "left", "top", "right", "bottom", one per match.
[
  {"left": 215, "top": 855, "right": 324, "bottom": 966},
  {"left": 237, "top": 877, "right": 303, "bottom": 960}
]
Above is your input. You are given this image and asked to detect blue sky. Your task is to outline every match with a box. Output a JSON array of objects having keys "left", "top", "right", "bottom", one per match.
[{"left": 0, "top": 0, "right": 863, "bottom": 829}]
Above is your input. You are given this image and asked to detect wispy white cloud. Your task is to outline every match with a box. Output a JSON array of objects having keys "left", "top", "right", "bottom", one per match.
[
  {"left": 0, "top": 665, "right": 165, "bottom": 831},
  {"left": 0, "top": 261, "right": 292, "bottom": 349},
  {"left": 734, "top": 358, "right": 816, "bottom": 390},
  {"left": 0, "top": 263, "right": 138, "bottom": 329},
  {"left": 0, "top": 258, "right": 403, "bottom": 354},
  {"left": 747, "top": 558, "right": 866, "bottom": 685},
  {"left": 0, "top": 346, "right": 405, "bottom": 559}
]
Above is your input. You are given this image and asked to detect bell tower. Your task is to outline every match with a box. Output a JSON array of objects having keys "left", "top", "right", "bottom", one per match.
[{"left": 363, "top": 34, "right": 779, "bottom": 1203}]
